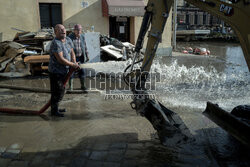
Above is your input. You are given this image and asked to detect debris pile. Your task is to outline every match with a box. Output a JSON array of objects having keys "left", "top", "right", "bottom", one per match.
[
  {"left": 0, "top": 41, "right": 27, "bottom": 77},
  {"left": 0, "top": 29, "right": 54, "bottom": 77},
  {"left": 0, "top": 30, "right": 137, "bottom": 77},
  {"left": 13, "top": 29, "right": 54, "bottom": 55},
  {"left": 100, "top": 35, "right": 138, "bottom": 61}
]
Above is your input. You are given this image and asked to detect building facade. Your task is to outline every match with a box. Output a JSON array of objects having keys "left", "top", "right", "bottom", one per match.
[
  {"left": 0, "top": 0, "right": 172, "bottom": 53},
  {"left": 177, "top": 0, "right": 223, "bottom": 29}
]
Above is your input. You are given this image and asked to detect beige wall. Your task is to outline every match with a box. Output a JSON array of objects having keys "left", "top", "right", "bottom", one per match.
[
  {"left": 134, "top": 0, "right": 172, "bottom": 49},
  {"left": 62, "top": 0, "right": 109, "bottom": 35},
  {"left": 0, "top": 0, "right": 171, "bottom": 49},
  {"left": 0, "top": 0, "right": 109, "bottom": 41},
  {"left": 0, "top": 0, "right": 39, "bottom": 41}
]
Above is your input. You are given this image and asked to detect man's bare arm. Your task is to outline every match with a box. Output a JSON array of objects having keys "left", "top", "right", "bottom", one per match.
[{"left": 54, "top": 52, "right": 79, "bottom": 69}]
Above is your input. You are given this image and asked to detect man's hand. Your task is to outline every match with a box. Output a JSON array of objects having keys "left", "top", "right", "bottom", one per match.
[{"left": 71, "top": 62, "right": 80, "bottom": 70}]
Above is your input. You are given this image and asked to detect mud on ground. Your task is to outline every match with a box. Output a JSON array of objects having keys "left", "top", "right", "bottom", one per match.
[{"left": 0, "top": 77, "right": 249, "bottom": 167}]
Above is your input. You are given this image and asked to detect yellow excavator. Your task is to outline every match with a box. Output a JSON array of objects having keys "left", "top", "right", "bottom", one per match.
[{"left": 125, "top": 0, "right": 250, "bottom": 146}]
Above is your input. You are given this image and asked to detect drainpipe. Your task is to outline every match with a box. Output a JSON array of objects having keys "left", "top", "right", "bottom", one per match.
[{"left": 172, "top": 0, "right": 178, "bottom": 51}]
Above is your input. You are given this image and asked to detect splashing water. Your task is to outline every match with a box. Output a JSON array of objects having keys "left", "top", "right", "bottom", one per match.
[
  {"left": 152, "top": 59, "right": 249, "bottom": 111},
  {"left": 98, "top": 43, "right": 249, "bottom": 112}
]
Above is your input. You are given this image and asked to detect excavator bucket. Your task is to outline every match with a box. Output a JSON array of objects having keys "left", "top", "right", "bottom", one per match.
[
  {"left": 142, "top": 99, "right": 193, "bottom": 146},
  {"left": 203, "top": 102, "right": 250, "bottom": 147}
]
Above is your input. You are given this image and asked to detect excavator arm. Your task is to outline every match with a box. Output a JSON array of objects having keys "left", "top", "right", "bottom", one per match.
[
  {"left": 185, "top": 0, "right": 250, "bottom": 70},
  {"left": 125, "top": 0, "right": 250, "bottom": 146},
  {"left": 137, "top": 0, "right": 250, "bottom": 73}
]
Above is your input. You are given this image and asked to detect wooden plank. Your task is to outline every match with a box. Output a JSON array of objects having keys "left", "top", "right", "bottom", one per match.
[
  {"left": 13, "top": 32, "right": 30, "bottom": 41},
  {"left": 32, "top": 66, "right": 48, "bottom": 71},
  {"left": 18, "top": 32, "right": 36, "bottom": 40},
  {"left": 24, "top": 55, "right": 50, "bottom": 63},
  {"left": 34, "top": 32, "right": 53, "bottom": 40}
]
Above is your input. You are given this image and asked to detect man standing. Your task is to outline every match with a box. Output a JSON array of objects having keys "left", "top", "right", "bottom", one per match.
[
  {"left": 68, "top": 24, "right": 89, "bottom": 90},
  {"left": 49, "top": 24, "right": 80, "bottom": 117}
]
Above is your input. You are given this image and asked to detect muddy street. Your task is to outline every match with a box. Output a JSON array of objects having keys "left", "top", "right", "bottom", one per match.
[{"left": 0, "top": 42, "right": 250, "bottom": 167}]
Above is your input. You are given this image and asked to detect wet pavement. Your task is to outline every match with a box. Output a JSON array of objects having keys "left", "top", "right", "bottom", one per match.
[
  {"left": 0, "top": 78, "right": 249, "bottom": 167},
  {"left": 0, "top": 41, "right": 250, "bottom": 167}
]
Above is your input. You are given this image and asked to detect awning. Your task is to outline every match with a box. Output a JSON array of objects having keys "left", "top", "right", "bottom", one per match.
[{"left": 102, "top": 0, "right": 145, "bottom": 17}]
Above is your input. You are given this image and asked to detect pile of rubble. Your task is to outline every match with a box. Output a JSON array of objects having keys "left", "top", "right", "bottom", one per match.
[
  {"left": 0, "top": 30, "right": 137, "bottom": 77},
  {"left": 100, "top": 35, "right": 137, "bottom": 61},
  {"left": 13, "top": 29, "right": 54, "bottom": 54},
  {"left": 0, "top": 29, "right": 54, "bottom": 77},
  {"left": 0, "top": 41, "right": 26, "bottom": 77}
]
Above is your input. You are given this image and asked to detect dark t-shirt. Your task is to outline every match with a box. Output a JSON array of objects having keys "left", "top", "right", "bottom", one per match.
[{"left": 48, "top": 37, "right": 73, "bottom": 75}]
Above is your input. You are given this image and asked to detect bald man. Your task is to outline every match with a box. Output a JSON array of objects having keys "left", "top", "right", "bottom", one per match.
[{"left": 49, "top": 24, "right": 79, "bottom": 117}]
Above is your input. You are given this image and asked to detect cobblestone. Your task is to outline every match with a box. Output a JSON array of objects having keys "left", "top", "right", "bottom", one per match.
[
  {"left": 18, "top": 153, "right": 35, "bottom": 161},
  {"left": 89, "top": 151, "right": 108, "bottom": 161},
  {"left": 30, "top": 159, "right": 55, "bottom": 167},
  {"left": 8, "top": 160, "right": 29, "bottom": 167},
  {"left": 93, "top": 143, "right": 110, "bottom": 151},
  {"left": 55, "top": 157, "right": 72, "bottom": 165},
  {"left": 29, "top": 155, "right": 45, "bottom": 166},
  {"left": 0, "top": 86, "right": 249, "bottom": 167},
  {"left": 68, "top": 157, "right": 87, "bottom": 167},
  {"left": 124, "top": 150, "right": 142, "bottom": 159},
  {"left": 110, "top": 143, "right": 127, "bottom": 149},
  {"left": 108, "top": 149, "right": 125, "bottom": 156},
  {"left": 85, "top": 160, "right": 103, "bottom": 167},
  {"left": 121, "top": 160, "right": 138, "bottom": 167},
  {"left": 0, "top": 158, "right": 11, "bottom": 167},
  {"left": 74, "top": 150, "right": 91, "bottom": 158},
  {"left": 46, "top": 152, "right": 61, "bottom": 159},
  {"left": 102, "top": 161, "right": 120, "bottom": 167},
  {"left": 60, "top": 150, "right": 75, "bottom": 157},
  {"left": 106, "top": 154, "right": 123, "bottom": 162},
  {"left": 127, "top": 143, "right": 144, "bottom": 150}
]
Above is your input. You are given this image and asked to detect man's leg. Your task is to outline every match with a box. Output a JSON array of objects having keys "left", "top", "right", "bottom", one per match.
[
  {"left": 79, "top": 69, "right": 87, "bottom": 90},
  {"left": 69, "top": 75, "right": 74, "bottom": 90},
  {"left": 50, "top": 73, "right": 65, "bottom": 117},
  {"left": 78, "top": 56, "right": 87, "bottom": 90}
]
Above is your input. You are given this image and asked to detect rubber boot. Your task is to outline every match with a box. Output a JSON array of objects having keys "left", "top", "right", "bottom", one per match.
[
  {"left": 51, "top": 104, "right": 64, "bottom": 117},
  {"left": 80, "top": 78, "right": 87, "bottom": 91},
  {"left": 69, "top": 78, "right": 73, "bottom": 90}
]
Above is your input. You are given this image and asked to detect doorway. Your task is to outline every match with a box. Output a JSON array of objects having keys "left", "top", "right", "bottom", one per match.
[{"left": 109, "top": 16, "right": 130, "bottom": 42}]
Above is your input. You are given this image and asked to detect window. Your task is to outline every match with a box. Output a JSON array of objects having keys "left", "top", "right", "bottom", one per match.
[
  {"left": 186, "top": 14, "right": 189, "bottom": 24},
  {"left": 39, "top": 3, "right": 62, "bottom": 28},
  {"left": 194, "top": 13, "right": 198, "bottom": 25}
]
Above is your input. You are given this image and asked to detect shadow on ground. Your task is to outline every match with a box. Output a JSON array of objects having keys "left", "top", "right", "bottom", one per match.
[{"left": 1, "top": 129, "right": 250, "bottom": 167}]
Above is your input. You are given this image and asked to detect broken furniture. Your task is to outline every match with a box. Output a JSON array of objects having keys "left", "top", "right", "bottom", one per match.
[{"left": 24, "top": 55, "right": 50, "bottom": 75}]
